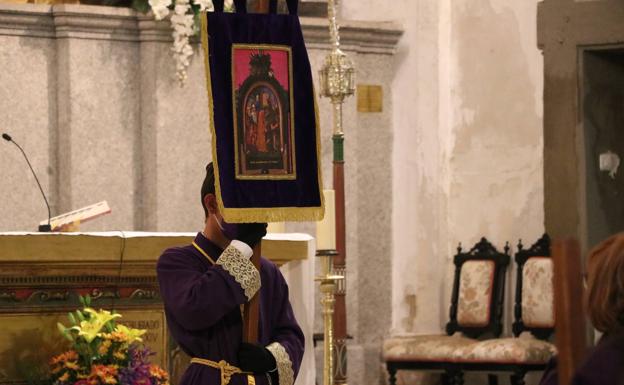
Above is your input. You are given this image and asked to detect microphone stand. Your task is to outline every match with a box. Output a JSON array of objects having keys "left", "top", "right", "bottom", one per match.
[{"left": 2, "top": 133, "right": 52, "bottom": 232}]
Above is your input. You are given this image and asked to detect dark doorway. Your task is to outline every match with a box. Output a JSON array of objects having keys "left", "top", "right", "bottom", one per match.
[{"left": 582, "top": 49, "right": 624, "bottom": 249}]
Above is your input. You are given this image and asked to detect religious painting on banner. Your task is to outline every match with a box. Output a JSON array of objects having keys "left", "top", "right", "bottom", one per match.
[
  {"left": 201, "top": 0, "right": 324, "bottom": 223},
  {"left": 233, "top": 46, "right": 296, "bottom": 180}
]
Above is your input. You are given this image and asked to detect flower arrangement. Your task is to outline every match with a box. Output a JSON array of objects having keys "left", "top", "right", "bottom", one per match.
[
  {"left": 143, "top": 0, "right": 234, "bottom": 84},
  {"left": 49, "top": 296, "right": 169, "bottom": 385}
]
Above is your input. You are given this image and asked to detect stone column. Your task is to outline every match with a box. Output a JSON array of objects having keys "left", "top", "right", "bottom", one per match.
[
  {"left": 137, "top": 16, "right": 211, "bottom": 232},
  {"left": 53, "top": 4, "right": 141, "bottom": 231},
  {"left": 0, "top": 4, "right": 57, "bottom": 231}
]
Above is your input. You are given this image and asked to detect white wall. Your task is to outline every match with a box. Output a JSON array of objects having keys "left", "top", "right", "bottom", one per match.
[{"left": 343, "top": 0, "right": 545, "bottom": 342}]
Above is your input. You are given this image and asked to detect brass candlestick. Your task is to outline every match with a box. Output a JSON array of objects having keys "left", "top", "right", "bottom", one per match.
[
  {"left": 318, "top": 0, "right": 355, "bottom": 384},
  {"left": 315, "top": 250, "right": 343, "bottom": 385}
]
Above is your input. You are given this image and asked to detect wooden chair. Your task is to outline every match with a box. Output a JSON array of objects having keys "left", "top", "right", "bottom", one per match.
[
  {"left": 453, "top": 234, "right": 556, "bottom": 385},
  {"left": 383, "top": 238, "right": 510, "bottom": 385},
  {"left": 551, "top": 238, "right": 588, "bottom": 385}
]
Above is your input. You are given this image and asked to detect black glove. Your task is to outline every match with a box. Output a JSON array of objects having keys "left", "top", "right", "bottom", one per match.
[
  {"left": 237, "top": 223, "right": 268, "bottom": 249},
  {"left": 237, "top": 342, "right": 277, "bottom": 374}
]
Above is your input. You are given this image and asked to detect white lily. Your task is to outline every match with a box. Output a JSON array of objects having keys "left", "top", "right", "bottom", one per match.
[
  {"left": 148, "top": 0, "right": 172, "bottom": 20},
  {"left": 147, "top": 0, "right": 222, "bottom": 84},
  {"left": 195, "top": 0, "right": 214, "bottom": 12}
]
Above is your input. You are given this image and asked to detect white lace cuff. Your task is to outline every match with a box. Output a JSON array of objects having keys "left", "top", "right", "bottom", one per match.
[
  {"left": 216, "top": 244, "right": 260, "bottom": 301},
  {"left": 267, "top": 342, "right": 294, "bottom": 385},
  {"left": 230, "top": 240, "right": 253, "bottom": 258}
]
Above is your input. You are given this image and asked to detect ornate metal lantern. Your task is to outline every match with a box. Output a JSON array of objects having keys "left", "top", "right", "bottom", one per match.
[{"left": 318, "top": 0, "right": 355, "bottom": 135}]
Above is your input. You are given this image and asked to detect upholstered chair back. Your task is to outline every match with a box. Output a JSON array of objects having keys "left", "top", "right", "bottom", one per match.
[
  {"left": 446, "top": 238, "right": 510, "bottom": 339},
  {"left": 512, "top": 234, "right": 554, "bottom": 340}
]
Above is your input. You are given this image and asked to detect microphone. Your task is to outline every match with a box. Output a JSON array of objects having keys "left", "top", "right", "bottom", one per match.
[{"left": 2, "top": 132, "right": 52, "bottom": 232}]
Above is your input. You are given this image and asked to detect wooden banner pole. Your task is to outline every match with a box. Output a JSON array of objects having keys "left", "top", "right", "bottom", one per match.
[
  {"left": 242, "top": 0, "right": 269, "bottom": 344},
  {"left": 243, "top": 243, "right": 262, "bottom": 343},
  {"left": 257, "top": 0, "right": 269, "bottom": 12}
]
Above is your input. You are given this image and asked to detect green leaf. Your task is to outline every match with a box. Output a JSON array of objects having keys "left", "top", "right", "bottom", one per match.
[
  {"left": 132, "top": 0, "right": 150, "bottom": 14},
  {"left": 68, "top": 312, "right": 76, "bottom": 325},
  {"left": 193, "top": 12, "right": 200, "bottom": 35},
  {"left": 63, "top": 332, "right": 74, "bottom": 342},
  {"left": 76, "top": 310, "right": 85, "bottom": 322},
  {"left": 85, "top": 294, "right": 91, "bottom": 307},
  {"left": 58, "top": 323, "right": 74, "bottom": 342}
]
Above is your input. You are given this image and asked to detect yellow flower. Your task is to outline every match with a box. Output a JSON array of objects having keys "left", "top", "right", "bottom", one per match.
[
  {"left": 102, "top": 331, "right": 128, "bottom": 343},
  {"left": 98, "top": 339, "right": 112, "bottom": 355},
  {"left": 51, "top": 350, "right": 80, "bottom": 374},
  {"left": 64, "top": 361, "right": 80, "bottom": 370},
  {"left": 114, "top": 324, "right": 146, "bottom": 344},
  {"left": 70, "top": 308, "right": 121, "bottom": 343},
  {"left": 51, "top": 350, "right": 79, "bottom": 365},
  {"left": 83, "top": 308, "right": 121, "bottom": 322},
  {"left": 149, "top": 365, "right": 169, "bottom": 380},
  {"left": 113, "top": 350, "right": 126, "bottom": 360},
  {"left": 90, "top": 364, "right": 118, "bottom": 385}
]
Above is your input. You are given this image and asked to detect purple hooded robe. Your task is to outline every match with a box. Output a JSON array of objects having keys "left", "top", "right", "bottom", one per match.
[
  {"left": 539, "top": 331, "right": 624, "bottom": 385},
  {"left": 157, "top": 233, "right": 305, "bottom": 385}
]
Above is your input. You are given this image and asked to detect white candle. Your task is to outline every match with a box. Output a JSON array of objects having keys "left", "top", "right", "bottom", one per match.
[
  {"left": 316, "top": 189, "right": 336, "bottom": 250},
  {"left": 267, "top": 222, "right": 286, "bottom": 233}
]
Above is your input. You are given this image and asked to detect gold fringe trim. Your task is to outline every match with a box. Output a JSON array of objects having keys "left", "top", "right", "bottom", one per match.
[
  {"left": 201, "top": 11, "right": 325, "bottom": 224},
  {"left": 222, "top": 205, "right": 324, "bottom": 224},
  {"left": 312, "top": 86, "right": 326, "bottom": 220}
]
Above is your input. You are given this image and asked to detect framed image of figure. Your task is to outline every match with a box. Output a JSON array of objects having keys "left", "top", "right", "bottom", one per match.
[{"left": 232, "top": 45, "right": 296, "bottom": 180}]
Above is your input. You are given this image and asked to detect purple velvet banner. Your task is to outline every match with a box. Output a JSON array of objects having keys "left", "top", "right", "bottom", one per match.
[{"left": 201, "top": 2, "right": 324, "bottom": 223}]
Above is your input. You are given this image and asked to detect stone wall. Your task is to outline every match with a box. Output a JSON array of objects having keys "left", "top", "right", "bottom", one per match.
[
  {"left": 342, "top": 0, "right": 545, "bottom": 384},
  {"left": 0, "top": 0, "right": 549, "bottom": 384},
  {"left": 0, "top": 3, "right": 401, "bottom": 233},
  {"left": 0, "top": 3, "right": 401, "bottom": 385}
]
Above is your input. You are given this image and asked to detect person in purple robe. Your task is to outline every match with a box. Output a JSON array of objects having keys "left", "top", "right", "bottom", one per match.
[
  {"left": 539, "top": 232, "right": 624, "bottom": 385},
  {"left": 157, "top": 163, "right": 304, "bottom": 385}
]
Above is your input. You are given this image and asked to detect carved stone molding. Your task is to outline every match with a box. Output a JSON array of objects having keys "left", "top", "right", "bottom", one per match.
[
  {"left": 0, "top": 274, "right": 157, "bottom": 287},
  {"left": 0, "top": 285, "right": 161, "bottom": 311},
  {"left": 53, "top": 5, "right": 139, "bottom": 41},
  {"left": 0, "top": 271, "right": 160, "bottom": 309},
  {"left": 0, "top": 3, "right": 402, "bottom": 53},
  {"left": 0, "top": 3, "right": 54, "bottom": 38}
]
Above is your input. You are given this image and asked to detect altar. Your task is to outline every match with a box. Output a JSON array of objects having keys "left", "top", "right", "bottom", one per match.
[{"left": 0, "top": 232, "right": 315, "bottom": 385}]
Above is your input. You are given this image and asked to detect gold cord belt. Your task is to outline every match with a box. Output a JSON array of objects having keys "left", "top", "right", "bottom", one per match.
[{"left": 190, "top": 357, "right": 256, "bottom": 385}]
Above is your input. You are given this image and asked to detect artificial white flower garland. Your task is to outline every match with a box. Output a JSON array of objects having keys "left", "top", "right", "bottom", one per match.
[{"left": 148, "top": 0, "right": 234, "bottom": 84}]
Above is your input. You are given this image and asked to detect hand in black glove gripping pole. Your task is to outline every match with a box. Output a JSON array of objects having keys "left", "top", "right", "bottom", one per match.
[
  {"left": 237, "top": 342, "right": 277, "bottom": 374},
  {"left": 237, "top": 223, "right": 268, "bottom": 249}
]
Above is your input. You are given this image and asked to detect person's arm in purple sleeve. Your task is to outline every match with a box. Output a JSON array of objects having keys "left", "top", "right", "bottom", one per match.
[
  {"left": 538, "top": 356, "right": 558, "bottom": 385},
  {"left": 265, "top": 268, "right": 305, "bottom": 385},
  {"left": 156, "top": 241, "right": 260, "bottom": 331}
]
